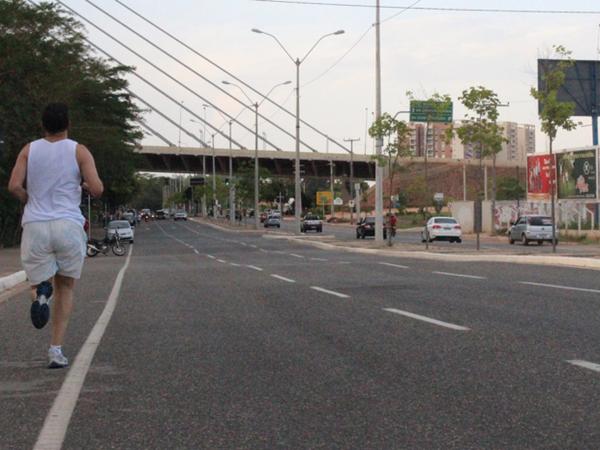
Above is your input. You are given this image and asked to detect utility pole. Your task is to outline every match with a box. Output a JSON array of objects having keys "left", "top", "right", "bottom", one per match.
[
  {"left": 330, "top": 160, "right": 335, "bottom": 218},
  {"left": 229, "top": 120, "right": 235, "bottom": 226},
  {"left": 254, "top": 102, "right": 260, "bottom": 229},
  {"left": 374, "top": 0, "right": 384, "bottom": 243},
  {"left": 212, "top": 133, "right": 217, "bottom": 218},
  {"left": 344, "top": 137, "right": 360, "bottom": 224}
]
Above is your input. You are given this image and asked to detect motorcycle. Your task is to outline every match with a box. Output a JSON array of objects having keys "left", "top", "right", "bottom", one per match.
[{"left": 87, "top": 229, "right": 128, "bottom": 257}]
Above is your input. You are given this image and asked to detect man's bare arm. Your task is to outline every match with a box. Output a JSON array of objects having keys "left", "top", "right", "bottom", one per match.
[
  {"left": 76, "top": 144, "right": 103, "bottom": 198},
  {"left": 8, "top": 145, "right": 29, "bottom": 204}
]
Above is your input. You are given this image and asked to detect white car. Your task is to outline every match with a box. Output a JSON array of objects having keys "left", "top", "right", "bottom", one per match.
[
  {"left": 421, "top": 217, "right": 462, "bottom": 243},
  {"left": 174, "top": 210, "right": 188, "bottom": 221},
  {"left": 106, "top": 220, "right": 134, "bottom": 243},
  {"left": 301, "top": 214, "right": 323, "bottom": 233}
]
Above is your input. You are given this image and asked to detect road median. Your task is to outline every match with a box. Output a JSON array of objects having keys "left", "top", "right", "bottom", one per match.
[{"left": 264, "top": 234, "right": 600, "bottom": 271}]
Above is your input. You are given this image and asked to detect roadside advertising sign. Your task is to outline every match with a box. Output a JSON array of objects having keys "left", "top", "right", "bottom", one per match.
[
  {"left": 316, "top": 191, "right": 333, "bottom": 206},
  {"left": 557, "top": 149, "right": 597, "bottom": 199},
  {"left": 527, "top": 154, "right": 554, "bottom": 201}
]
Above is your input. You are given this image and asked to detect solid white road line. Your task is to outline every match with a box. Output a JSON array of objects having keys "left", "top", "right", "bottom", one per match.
[
  {"left": 34, "top": 247, "right": 134, "bottom": 450},
  {"left": 271, "top": 274, "right": 296, "bottom": 283},
  {"left": 379, "top": 262, "right": 410, "bottom": 269},
  {"left": 217, "top": 259, "right": 227, "bottom": 264},
  {"left": 247, "top": 265, "right": 264, "bottom": 272},
  {"left": 310, "top": 286, "right": 349, "bottom": 298},
  {"left": 433, "top": 271, "right": 486, "bottom": 280},
  {"left": 567, "top": 359, "right": 600, "bottom": 372},
  {"left": 520, "top": 281, "right": 600, "bottom": 295},
  {"left": 290, "top": 253, "right": 304, "bottom": 258},
  {"left": 383, "top": 308, "right": 470, "bottom": 331},
  {"left": 206, "top": 255, "right": 216, "bottom": 259}
]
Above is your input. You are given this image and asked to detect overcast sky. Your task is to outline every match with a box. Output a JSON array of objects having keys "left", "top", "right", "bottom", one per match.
[{"left": 63, "top": 0, "right": 600, "bottom": 154}]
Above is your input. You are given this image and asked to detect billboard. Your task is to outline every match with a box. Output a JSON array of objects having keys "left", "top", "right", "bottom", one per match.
[
  {"left": 538, "top": 59, "right": 600, "bottom": 117},
  {"left": 557, "top": 149, "right": 597, "bottom": 199},
  {"left": 527, "top": 154, "right": 554, "bottom": 201}
]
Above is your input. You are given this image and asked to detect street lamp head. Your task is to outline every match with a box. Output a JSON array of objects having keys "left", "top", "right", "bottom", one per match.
[
  {"left": 282, "top": 80, "right": 292, "bottom": 85},
  {"left": 222, "top": 80, "right": 231, "bottom": 85},
  {"left": 334, "top": 30, "right": 345, "bottom": 35},
  {"left": 251, "top": 28, "right": 263, "bottom": 34}
]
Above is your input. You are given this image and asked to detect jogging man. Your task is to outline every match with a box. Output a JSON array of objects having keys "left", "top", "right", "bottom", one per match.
[{"left": 8, "top": 103, "right": 103, "bottom": 369}]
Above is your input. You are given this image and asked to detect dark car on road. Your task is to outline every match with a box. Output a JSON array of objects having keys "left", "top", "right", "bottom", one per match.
[
  {"left": 356, "top": 216, "right": 387, "bottom": 239},
  {"left": 155, "top": 210, "right": 167, "bottom": 220}
]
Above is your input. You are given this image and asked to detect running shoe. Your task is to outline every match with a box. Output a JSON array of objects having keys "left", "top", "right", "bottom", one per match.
[
  {"left": 31, "top": 281, "right": 52, "bottom": 329},
  {"left": 48, "top": 347, "right": 68, "bottom": 369}
]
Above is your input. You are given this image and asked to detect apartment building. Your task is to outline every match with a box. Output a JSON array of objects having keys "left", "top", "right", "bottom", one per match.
[{"left": 408, "top": 121, "right": 535, "bottom": 164}]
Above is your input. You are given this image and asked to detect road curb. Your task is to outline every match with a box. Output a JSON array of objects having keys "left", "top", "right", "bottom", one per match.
[
  {"left": 0, "top": 270, "right": 27, "bottom": 293},
  {"left": 190, "top": 217, "right": 293, "bottom": 236},
  {"left": 264, "top": 235, "right": 600, "bottom": 271}
]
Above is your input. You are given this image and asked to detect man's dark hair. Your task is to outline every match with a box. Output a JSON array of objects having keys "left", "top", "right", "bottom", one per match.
[{"left": 42, "top": 103, "right": 69, "bottom": 134}]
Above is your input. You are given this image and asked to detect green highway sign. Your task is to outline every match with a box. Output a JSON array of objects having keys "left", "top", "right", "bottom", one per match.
[{"left": 409, "top": 100, "right": 453, "bottom": 123}]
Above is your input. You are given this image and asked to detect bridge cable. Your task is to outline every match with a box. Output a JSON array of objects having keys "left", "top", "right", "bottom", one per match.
[
  {"left": 82, "top": 0, "right": 314, "bottom": 152},
  {"left": 111, "top": 0, "right": 350, "bottom": 154},
  {"left": 54, "top": 0, "right": 281, "bottom": 152}
]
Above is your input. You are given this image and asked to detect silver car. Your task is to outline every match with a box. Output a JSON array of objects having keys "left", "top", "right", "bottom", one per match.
[
  {"left": 107, "top": 220, "right": 134, "bottom": 243},
  {"left": 508, "top": 215, "right": 557, "bottom": 246}
]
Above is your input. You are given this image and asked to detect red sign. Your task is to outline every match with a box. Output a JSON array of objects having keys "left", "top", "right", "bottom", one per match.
[{"left": 527, "top": 154, "right": 555, "bottom": 200}]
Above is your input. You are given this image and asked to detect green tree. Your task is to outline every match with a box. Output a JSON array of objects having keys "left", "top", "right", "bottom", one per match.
[
  {"left": 369, "top": 113, "right": 412, "bottom": 213},
  {"left": 129, "top": 174, "right": 164, "bottom": 211},
  {"left": 446, "top": 86, "right": 506, "bottom": 240},
  {"left": 0, "top": 1, "right": 142, "bottom": 246},
  {"left": 530, "top": 45, "right": 577, "bottom": 252},
  {"left": 497, "top": 177, "right": 525, "bottom": 201}
]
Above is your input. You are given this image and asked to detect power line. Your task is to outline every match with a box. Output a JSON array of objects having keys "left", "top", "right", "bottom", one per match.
[{"left": 252, "top": 0, "right": 600, "bottom": 14}]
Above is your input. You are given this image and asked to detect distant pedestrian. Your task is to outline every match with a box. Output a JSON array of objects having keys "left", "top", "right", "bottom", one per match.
[{"left": 8, "top": 103, "right": 103, "bottom": 369}]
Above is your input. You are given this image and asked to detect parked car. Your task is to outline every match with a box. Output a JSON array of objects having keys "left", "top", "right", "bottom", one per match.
[
  {"left": 421, "top": 217, "right": 462, "bottom": 243},
  {"left": 301, "top": 214, "right": 323, "bottom": 233},
  {"left": 106, "top": 220, "right": 134, "bottom": 243},
  {"left": 356, "top": 216, "right": 387, "bottom": 239},
  {"left": 122, "top": 211, "right": 136, "bottom": 227},
  {"left": 174, "top": 210, "right": 188, "bottom": 221},
  {"left": 508, "top": 215, "right": 557, "bottom": 245},
  {"left": 264, "top": 215, "right": 281, "bottom": 228}
]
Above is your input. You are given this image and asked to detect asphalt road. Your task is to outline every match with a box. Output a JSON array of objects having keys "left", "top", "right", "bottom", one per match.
[{"left": 2, "top": 220, "right": 600, "bottom": 449}]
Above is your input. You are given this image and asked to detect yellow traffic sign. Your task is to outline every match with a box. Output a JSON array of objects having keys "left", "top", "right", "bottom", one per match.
[{"left": 316, "top": 191, "right": 333, "bottom": 206}]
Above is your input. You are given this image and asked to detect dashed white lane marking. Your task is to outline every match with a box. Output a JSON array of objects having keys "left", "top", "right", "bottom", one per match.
[
  {"left": 271, "top": 274, "right": 296, "bottom": 283},
  {"left": 383, "top": 308, "right": 470, "bottom": 331},
  {"left": 206, "top": 255, "right": 216, "bottom": 259},
  {"left": 520, "top": 281, "right": 600, "bottom": 295},
  {"left": 230, "top": 263, "right": 241, "bottom": 267},
  {"left": 310, "top": 257, "right": 328, "bottom": 262},
  {"left": 290, "top": 253, "right": 304, "bottom": 259},
  {"left": 310, "top": 286, "right": 349, "bottom": 298},
  {"left": 240, "top": 242, "right": 248, "bottom": 247},
  {"left": 33, "top": 247, "right": 134, "bottom": 450},
  {"left": 193, "top": 249, "right": 199, "bottom": 255},
  {"left": 247, "top": 265, "right": 264, "bottom": 272},
  {"left": 379, "top": 262, "right": 409, "bottom": 269},
  {"left": 217, "top": 259, "right": 227, "bottom": 264},
  {"left": 259, "top": 248, "right": 269, "bottom": 253},
  {"left": 567, "top": 360, "right": 600, "bottom": 372},
  {"left": 433, "top": 271, "right": 486, "bottom": 280},
  {"left": 338, "top": 261, "right": 351, "bottom": 265},
  {"left": 249, "top": 244, "right": 258, "bottom": 248}
]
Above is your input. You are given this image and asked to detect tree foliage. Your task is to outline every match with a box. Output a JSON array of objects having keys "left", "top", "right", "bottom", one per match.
[
  {"left": 530, "top": 45, "right": 577, "bottom": 147},
  {"left": 0, "top": 0, "right": 142, "bottom": 246},
  {"left": 497, "top": 177, "right": 525, "bottom": 200}
]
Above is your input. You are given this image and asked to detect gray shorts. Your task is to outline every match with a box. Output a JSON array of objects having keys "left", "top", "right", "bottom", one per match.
[{"left": 21, "top": 219, "right": 87, "bottom": 285}]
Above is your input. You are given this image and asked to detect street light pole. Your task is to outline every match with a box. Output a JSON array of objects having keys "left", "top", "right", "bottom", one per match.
[
  {"left": 252, "top": 28, "right": 344, "bottom": 232},
  {"left": 211, "top": 133, "right": 217, "bottom": 218},
  {"left": 222, "top": 79, "right": 291, "bottom": 229},
  {"left": 344, "top": 138, "right": 360, "bottom": 224},
  {"left": 374, "top": 0, "right": 384, "bottom": 243},
  {"left": 229, "top": 120, "right": 235, "bottom": 226}
]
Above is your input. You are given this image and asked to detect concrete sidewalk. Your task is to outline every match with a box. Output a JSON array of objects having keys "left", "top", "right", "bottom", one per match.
[{"left": 0, "top": 247, "right": 26, "bottom": 293}]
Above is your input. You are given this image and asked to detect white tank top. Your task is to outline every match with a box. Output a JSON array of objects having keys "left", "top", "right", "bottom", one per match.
[{"left": 22, "top": 138, "right": 84, "bottom": 227}]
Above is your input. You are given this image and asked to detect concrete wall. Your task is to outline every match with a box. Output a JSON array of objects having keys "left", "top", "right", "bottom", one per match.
[{"left": 449, "top": 201, "right": 475, "bottom": 233}]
